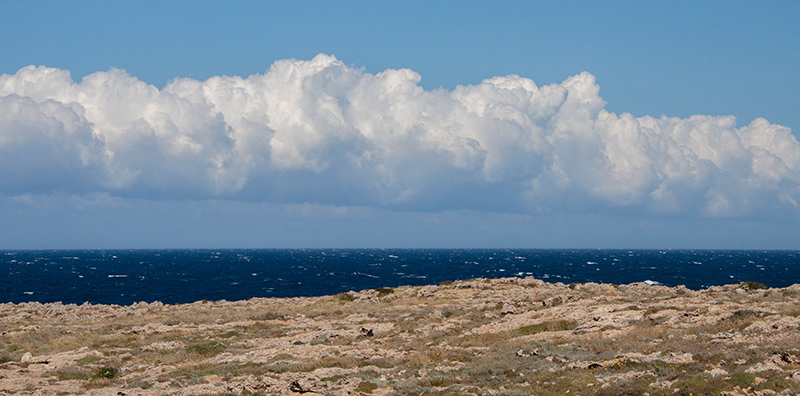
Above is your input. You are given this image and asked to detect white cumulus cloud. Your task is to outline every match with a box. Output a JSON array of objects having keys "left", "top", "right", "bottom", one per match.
[{"left": 1, "top": 54, "right": 799, "bottom": 218}]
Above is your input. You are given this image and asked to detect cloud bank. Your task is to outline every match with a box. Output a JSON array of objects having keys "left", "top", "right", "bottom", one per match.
[{"left": 1, "top": 54, "right": 799, "bottom": 218}]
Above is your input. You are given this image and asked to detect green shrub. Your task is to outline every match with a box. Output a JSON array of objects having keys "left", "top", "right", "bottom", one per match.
[
  {"left": 671, "top": 374, "right": 729, "bottom": 395},
  {"left": 742, "top": 281, "right": 767, "bottom": 290},
  {"left": 356, "top": 381, "right": 378, "bottom": 393},
  {"left": 729, "top": 372, "right": 757, "bottom": 388},
  {"left": 95, "top": 366, "right": 118, "bottom": 379},
  {"left": 376, "top": 287, "right": 394, "bottom": 297},
  {"left": 337, "top": 293, "right": 356, "bottom": 302}
]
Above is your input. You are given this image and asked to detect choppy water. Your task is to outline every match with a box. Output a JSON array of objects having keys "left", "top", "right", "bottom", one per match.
[{"left": 1, "top": 249, "right": 798, "bottom": 305}]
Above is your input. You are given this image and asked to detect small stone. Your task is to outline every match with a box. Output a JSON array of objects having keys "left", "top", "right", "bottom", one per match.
[
  {"left": 20, "top": 352, "right": 32, "bottom": 362},
  {"left": 502, "top": 303, "right": 517, "bottom": 315}
]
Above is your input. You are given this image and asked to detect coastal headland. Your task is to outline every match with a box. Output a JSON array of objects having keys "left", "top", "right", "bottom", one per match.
[{"left": 1, "top": 277, "right": 799, "bottom": 395}]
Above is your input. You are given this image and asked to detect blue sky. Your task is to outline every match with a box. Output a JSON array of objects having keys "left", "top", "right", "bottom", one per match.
[{"left": 1, "top": 1, "right": 799, "bottom": 249}]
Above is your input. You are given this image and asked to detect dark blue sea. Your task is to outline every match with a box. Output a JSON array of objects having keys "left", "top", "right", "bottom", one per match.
[{"left": 1, "top": 249, "right": 798, "bottom": 305}]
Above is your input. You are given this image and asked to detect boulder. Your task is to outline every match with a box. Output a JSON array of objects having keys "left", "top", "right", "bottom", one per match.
[{"left": 502, "top": 303, "right": 518, "bottom": 315}]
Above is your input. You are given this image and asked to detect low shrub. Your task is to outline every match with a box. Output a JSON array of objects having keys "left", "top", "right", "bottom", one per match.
[
  {"left": 742, "top": 281, "right": 767, "bottom": 290},
  {"left": 45, "top": 366, "right": 92, "bottom": 380},
  {"left": 519, "top": 320, "right": 578, "bottom": 336},
  {"left": 95, "top": 366, "right": 118, "bottom": 379},
  {"left": 185, "top": 341, "right": 225, "bottom": 357},
  {"left": 217, "top": 331, "right": 238, "bottom": 339},
  {"left": 356, "top": 381, "right": 378, "bottom": 393},
  {"left": 76, "top": 356, "right": 102, "bottom": 366},
  {"left": 125, "top": 376, "right": 153, "bottom": 389},
  {"left": 337, "top": 293, "right": 356, "bottom": 302}
]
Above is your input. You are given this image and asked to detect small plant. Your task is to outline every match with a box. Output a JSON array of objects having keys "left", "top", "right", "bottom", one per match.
[
  {"left": 125, "top": 376, "right": 152, "bottom": 389},
  {"left": 337, "top": 293, "right": 356, "bottom": 302},
  {"left": 355, "top": 380, "right": 378, "bottom": 393},
  {"left": 422, "top": 373, "right": 459, "bottom": 387},
  {"left": 728, "top": 371, "right": 757, "bottom": 388},
  {"left": 218, "top": 331, "right": 239, "bottom": 339},
  {"left": 207, "top": 392, "right": 266, "bottom": 396},
  {"left": 519, "top": 320, "right": 578, "bottom": 335},
  {"left": 731, "top": 309, "right": 760, "bottom": 319},
  {"left": 376, "top": 287, "right": 394, "bottom": 297},
  {"left": 250, "top": 312, "right": 284, "bottom": 320},
  {"left": 76, "top": 356, "right": 102, "bottom": 366},
  {"left": 742, "top": 281, "right": 767, "bottom": 290},
  {"left": 45, "top": 366, "right": 92, "bottom": 381},
  {"left": 439, "top": 280, "right": 454, "bottom": 286},
  {"left": 95, "top": 366, "right": 118, "bottom": 379},
  {"left": 185, "top": 341, "right": 225, "bottom": 357}
]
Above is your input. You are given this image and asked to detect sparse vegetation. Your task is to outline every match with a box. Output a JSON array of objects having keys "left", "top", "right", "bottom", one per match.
[
  {"left": 76, "top": 355, "right": 102, "bottom": 366},
  {"left": 519, "top": 320, "right": 578, "bottom": 335},
  {"left": 45, "top": 366, "right": 92, "bottom": 380},
  {"left": 185, "top": 341, "right": 225, "bottom": 357},
  {"left": 375, "top": 287, "right": 395, "bottom": 297},
  {"left": 742, "top": 281, "right": 767, "bottom": 290},
  {"left": 336, "top": 292, "right": 356, "bottom": 301},
  {"left": 356, "top": 380, "right": 378, "bottom": 393},
  {"left": 0, "top": 279, "right": 797, "bottom": 395},
  {"left": 94, "top": 366, "right": 118, "bottom": 379}
]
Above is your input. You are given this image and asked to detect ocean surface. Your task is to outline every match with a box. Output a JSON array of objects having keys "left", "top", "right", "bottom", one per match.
[{"left": 1, "top": 249, "right": 798, "bottom": 305}]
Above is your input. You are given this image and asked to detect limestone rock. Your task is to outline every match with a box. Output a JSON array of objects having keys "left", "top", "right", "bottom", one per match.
[
  {"left": 706, "top": 367, "right": 729, "bottom": 377},
  {"left": 501, "top": 302, "right": 518, "bottom": 315}
]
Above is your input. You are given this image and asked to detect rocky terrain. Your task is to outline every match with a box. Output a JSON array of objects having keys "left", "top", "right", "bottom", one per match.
[{"left": 1, "top": 278, "right": 799, "bottom": 396}]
